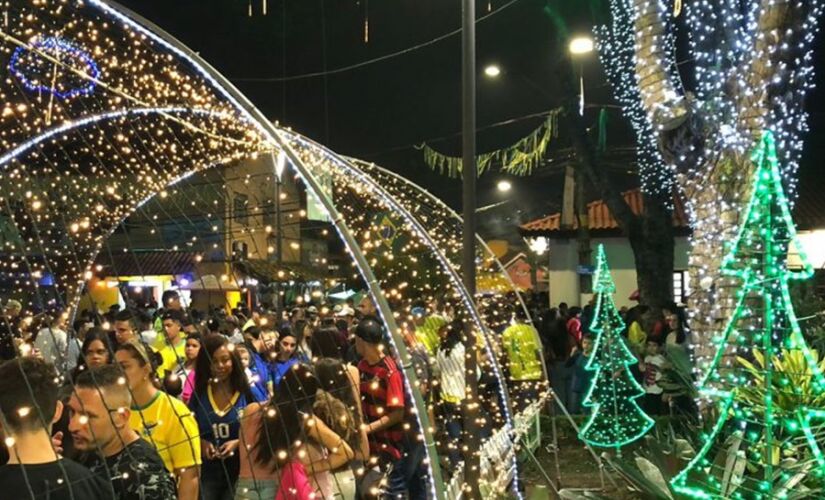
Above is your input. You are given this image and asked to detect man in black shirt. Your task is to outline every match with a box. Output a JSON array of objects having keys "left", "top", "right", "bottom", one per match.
[
  {"left": 0, "top": 357, "right": 109, "bottom": 499},
  {"left": 68, "top": 365, "right": 176, "bottom": 499}
]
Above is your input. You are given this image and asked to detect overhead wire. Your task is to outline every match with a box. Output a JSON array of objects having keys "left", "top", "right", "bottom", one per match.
[{"left": 232, "top": 0, "right": 524, "bottom": 82}]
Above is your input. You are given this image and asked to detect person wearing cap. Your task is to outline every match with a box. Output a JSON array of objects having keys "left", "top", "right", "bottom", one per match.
[
  {"left": 334, "top": 304, "right": 356, "bottom": 331},
  {"left": 355, "top": 316, "right": 427, "bottom": 500}
]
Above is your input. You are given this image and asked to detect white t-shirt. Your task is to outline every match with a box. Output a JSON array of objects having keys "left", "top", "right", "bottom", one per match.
[
  {"left": 140, "top": 329, "right": 158, "bottom": 347},
  {"left": 34, "top": 327, "right": 68, "bottom": 372}
]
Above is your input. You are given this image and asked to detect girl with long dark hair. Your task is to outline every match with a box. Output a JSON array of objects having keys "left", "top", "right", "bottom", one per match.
[
  {"left": 188, "top": 334, "right": 261, "bottom": 500},
  {"left": 233, "top": 364, "right": 353, "bottom": 499}
]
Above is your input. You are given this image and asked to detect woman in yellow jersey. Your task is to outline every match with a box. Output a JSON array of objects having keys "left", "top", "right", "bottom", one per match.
[{"left": 115, "top": 339, "right": 201, "bottom": 500}]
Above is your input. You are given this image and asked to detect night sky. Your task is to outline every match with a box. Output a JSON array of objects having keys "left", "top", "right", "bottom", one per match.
[{"left": 115, "top": 0, "right": 825, "bottom": 240}]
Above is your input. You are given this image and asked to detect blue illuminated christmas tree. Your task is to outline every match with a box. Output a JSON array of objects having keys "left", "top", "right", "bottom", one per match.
[
  {"left": 578, "top": 244, "right": 654, "bottom": 449},
  {"left": 672, "top": 131, "right": 825, "bottom": 499}
]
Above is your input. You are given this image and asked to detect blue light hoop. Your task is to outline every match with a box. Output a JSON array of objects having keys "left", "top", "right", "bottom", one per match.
[{"left": 9, "top": 36, "right": 100, "bottom": 99}]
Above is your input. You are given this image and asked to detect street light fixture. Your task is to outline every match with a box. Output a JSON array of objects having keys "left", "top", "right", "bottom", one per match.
[
  {"left": 527, "top": 236, "right": 549, "bottom": 255},
  {"left": 484, "top": 64, "right": 501, "bottom": 78},
  {"left": 569, "top": 36, "right": 594, "bottom": 55},
  {"left": 496, "top": 179, "right": 512, "bottom": 192},
  {"left": 275, "top": 149, "right": 287, "bottom": 181}
]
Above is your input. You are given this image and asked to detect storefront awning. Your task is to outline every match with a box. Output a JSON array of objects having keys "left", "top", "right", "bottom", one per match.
[
  {"left": 95, "top": 251, "right": 197, "bottom": 277},
  {"left": 234, "top": 259, "right": 328, "bottom": 283}
]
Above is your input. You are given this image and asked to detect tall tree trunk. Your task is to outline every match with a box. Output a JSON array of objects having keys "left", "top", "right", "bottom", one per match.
[
  {"left": 629, "top": 193, "right": 675, "bottom": 311},
  {"left": 679, "top": 153, "right": 753, "bottom": 364},
  {"left": 627, "top": 0, "right": 816, "bottom": 364}
]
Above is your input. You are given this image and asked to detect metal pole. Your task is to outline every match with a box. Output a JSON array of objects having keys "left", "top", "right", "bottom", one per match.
[
  {"left": 462, "top": 0, "right": 481, "bottom": 497},
  {"left": 275, "top": 176, "right": 283, "bottom": 319}
]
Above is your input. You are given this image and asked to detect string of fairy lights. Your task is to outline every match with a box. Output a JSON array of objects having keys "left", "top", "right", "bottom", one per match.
[
  {"left": 598, "top": 0, "right": 824, "bottom": 390},
  {"left": 349, "top": 158, "right": 551, "bottom": 411},
  {"left": 578, "top": 245, "right": 654, "bottom": 450},
  {"left": 671, "top": 132, "right": 825, "bottom": 498},
  {"left": 594, "top": 0, "right": 673, "bottom": 199},
  {"left": 282, "top": 131, "right": 543, "bottom": 496},
  {"left": 595, "top": 1, "right": 825, "bottom": 496}
]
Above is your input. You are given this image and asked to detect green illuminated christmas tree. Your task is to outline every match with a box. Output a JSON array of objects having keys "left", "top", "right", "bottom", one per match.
[
  {"left": 578, "top": 244, "right": 654, "bottom": 448},
  {"left": 672, "top": 131, "right": 825, "bottom": 499}
]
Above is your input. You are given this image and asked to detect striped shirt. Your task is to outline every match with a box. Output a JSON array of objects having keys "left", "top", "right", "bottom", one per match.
[
  {"left": 358, "top": 355, "right": 407, "bottom": 461},
  {"left": 436, "top": 343, "right": 465, "bottom": 403}
]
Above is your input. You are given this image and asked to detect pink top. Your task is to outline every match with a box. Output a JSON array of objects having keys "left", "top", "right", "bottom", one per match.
[
  {"left": 277, "top": 461, "right": 314, "bottom": 500},
  {"left": 237, "top": 403, "right": 281, "bottom": 482},
  {"left": 181, "top": 369, "right": 196, "bottom": 404}
]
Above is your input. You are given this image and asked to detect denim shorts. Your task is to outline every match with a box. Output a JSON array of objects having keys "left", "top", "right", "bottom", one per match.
[{"left": 234, "top": 477, "right": 279, "bottom": 500}]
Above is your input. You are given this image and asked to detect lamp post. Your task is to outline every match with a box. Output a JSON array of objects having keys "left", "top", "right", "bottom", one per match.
[
  {"left": 273, "top": 149, "right": 287, "bottom": 319},
  {"left": 568, "top": 36, "right": 594, "bottom": 298},
  {"left": 461, "top": 0, "right": 481, "bottom": 497},
  {"left": 527, "top": 236, "right": 551, "bottom": 306},
  {"left": 569, "top": 35, "right": 593, "bottom": 115}
]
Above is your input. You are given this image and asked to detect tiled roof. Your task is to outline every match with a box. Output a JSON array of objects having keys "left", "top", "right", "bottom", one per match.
[
  {"left": 519, "top": 189, "right": 690, "bottom": 235},
  {"left": 95, "top": 251, "right": 197, "bottom": 277}
]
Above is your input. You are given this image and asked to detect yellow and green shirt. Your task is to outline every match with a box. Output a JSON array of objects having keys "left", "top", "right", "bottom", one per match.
[
  {"left": 501, "top": 323, "right": 543, "bottom": 381},
  {"left": 129, "top": 391, "right": 201, "bottom": 473},
  {"left": 157, "top": 338, "right": 186, "bottom": 378},
  {"left": 415, "top": 315, "right": 447, "bottom": 357}
]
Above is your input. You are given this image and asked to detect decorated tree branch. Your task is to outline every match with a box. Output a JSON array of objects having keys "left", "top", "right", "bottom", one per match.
[
  {"left": 578, "top": 244, "right": 654, "bottom": 449},
  {"left": 672, "top": 131, "right": 825, "bottom": 499}
]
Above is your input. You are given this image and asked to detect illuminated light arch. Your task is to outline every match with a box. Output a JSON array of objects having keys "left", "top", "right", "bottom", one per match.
[
  {"left": 0, "top": 1, "right": 552, "bottom": 497},
  {"left": 0, "top": 107, "right": 236, "bottom": 171}
]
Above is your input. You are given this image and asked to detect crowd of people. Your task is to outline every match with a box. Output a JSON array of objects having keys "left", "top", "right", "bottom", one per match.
[
  {"left": 0, "top": 283, "right": 701, "bottom": 500},
  {"left": 0, "top": 284, "right": 554, "bottom": 500},
  {"left": 525, "top": 296, "right": 695, "bottom": 419}
]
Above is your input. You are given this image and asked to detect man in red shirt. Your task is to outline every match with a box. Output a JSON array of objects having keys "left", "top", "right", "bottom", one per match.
[{"left": 355, "top": 317, "right": 427, "bottom": 500}]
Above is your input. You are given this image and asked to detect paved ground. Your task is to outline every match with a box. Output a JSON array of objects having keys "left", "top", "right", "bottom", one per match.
[{"left": 516, "top": 416, "right": 640, "bottom": 500}]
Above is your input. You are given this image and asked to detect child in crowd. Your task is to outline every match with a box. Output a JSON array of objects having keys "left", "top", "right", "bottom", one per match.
[
  {"left": 234, "top": 344, "right": 268, "bottom": 402},
  {"left": 639, "top": 339, "right": 666, "bottom": 415},
  {"left": 567, "top": 334, "right": 594, "bottom": 414}
]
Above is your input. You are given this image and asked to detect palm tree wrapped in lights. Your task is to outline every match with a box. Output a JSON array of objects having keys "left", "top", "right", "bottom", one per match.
[{"left": 672, "top": 131, "right": 825, "bottom": 499}]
